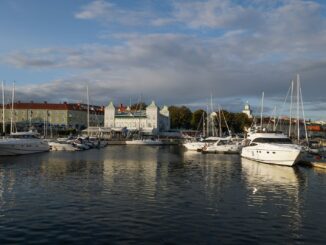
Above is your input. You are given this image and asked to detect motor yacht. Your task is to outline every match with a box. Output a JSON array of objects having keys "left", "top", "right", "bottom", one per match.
[{"left": 241, "top": 131, "right": 302, "bottom": 167}]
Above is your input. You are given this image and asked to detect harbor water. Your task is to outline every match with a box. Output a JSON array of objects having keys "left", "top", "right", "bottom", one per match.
[{"left": 0, "top": 145, "right": 326, "bottom": 244}]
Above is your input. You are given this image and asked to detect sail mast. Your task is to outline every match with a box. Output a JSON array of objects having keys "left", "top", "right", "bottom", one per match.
[
  {"left": 218, "top": 105, "right": 222, "bottom": 137},
  {"left": 289, "top": 80, "right": 294, "bottom": 137},
  {"left": 2, "top": 81, "right": 5, "bottom": 134},
  {"left": 260, "top": 91, "right": 264, "bottom": 130},
  {"left": 87, "top": 84, "right": 90, "bottom": 136},
  {"left": 297, "top": 74, "right": 300, "bottom": 142},
  {"left": 10, "top": 82, "right": 15, "bottom": 134},
  {"left": 210, "top": 93, "right": 214, "bottom": 136}
]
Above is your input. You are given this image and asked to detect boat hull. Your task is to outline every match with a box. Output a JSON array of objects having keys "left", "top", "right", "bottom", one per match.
[
  {"left": 49, "top": 142, "right": 76, "bottom": 151},
  {"left": 0, "top": 141, "right": 49, "bottom": 155},
  {"left": 183, "top": 142, "right": 206, "bottom": 151},
  {"left": 241, "top": 144, "right": 301, "bottom": 167},
  {"left": 202, "top": 144, "right": 241, "bottom": 154},
  {"left": 126, "top": 140, "right": 164, "bottom": 145}
]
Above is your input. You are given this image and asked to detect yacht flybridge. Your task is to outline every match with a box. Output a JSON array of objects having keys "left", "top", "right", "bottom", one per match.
[
  {"left": 241, "top": 130, "right": 302, "bottom": 167},
  {"left": 0, "top": 131, "right": 50, "bottom": 155}
]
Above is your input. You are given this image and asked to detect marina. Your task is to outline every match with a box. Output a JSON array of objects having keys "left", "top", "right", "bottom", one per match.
[
  {"left": 1, "top": 0, "right": 326, "bottom": 243},
  {"left": 0, "top": 145, "right": 326, "bottom": 243}
]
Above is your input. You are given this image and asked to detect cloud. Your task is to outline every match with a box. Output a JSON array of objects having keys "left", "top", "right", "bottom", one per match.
[
  {"left": 74, "top": 0, "right": 156, "bottom": 26},
  {"left": 75, "top": 0, "right": 114, "bottom": 20},
  {"left": 2, "top": 0, "right": 326, "bottom": 119}
]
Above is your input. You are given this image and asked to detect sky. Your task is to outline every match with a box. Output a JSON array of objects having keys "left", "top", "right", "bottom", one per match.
[{"left": 1, "top": 0, "right": 326, "bottom": 120}]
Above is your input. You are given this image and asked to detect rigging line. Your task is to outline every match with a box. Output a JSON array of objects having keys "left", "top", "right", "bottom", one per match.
[
  {"left": 275, "top": 82, "right": 291, "bottom": 130},
  {"left": 266, "top": 106, "right": 277, "bottom": 131},
  {"left": 195, "top": 111, "right": 204, "bottom": 138},
  {"left": 299, "top": 85, "right": 309, "bottom": 144},
  {"left": 221, "top": 106, "right": 231, "bottom": 136}
]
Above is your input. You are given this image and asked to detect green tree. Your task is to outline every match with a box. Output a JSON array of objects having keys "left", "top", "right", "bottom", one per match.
[
  {"left": 191, "top": 109, "right": 207, "bottom": 130},
  {"left": 212, "top": 110, "right": 252, "bottom": 134},
  {"left": 130, "top": 102, "right": 147, "bottom": 110},
  {"left": 168, "top": 106, "right": 192, "bottom": 129}
]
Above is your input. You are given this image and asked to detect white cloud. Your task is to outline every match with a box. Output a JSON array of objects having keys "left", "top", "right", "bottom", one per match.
[
  {"left": 75, "top": 0, "right": 114, "bottom": 20},
  {"left": 2, "top": 0, "right": 326, "bottom": 118}
]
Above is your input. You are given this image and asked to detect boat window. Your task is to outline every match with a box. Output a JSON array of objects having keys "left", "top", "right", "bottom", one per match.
[{"left": 252, "top": 137, "right": 292, "bottom": 144}]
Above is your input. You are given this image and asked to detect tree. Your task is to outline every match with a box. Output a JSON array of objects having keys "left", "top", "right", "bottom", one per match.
[
  {"left": 168, "top": 106, "right": 192, "bottom": 129},
  {"left": 191, "top": 109, "right": 207, "bottom": 130},
  {"left": 211, "top": 110, "right": 252, "bottom": 134},
  {"left": 130, "top": 102, "right": 147, "bottom": 110}
]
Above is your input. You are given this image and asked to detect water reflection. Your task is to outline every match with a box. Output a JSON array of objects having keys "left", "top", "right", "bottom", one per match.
[
  {"left": 241, "top": 158, "right": 303, "bottom": 236},
  {"left": 0, "top": 147, "right": 325, "bottom": 243}
]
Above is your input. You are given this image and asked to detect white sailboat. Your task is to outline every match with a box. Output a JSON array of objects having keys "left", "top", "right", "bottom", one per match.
[
  {"left": 201, "top": 105, "right": 241, "bottom": 154},
  {"left": 0, "top": 82, "right": 50, "bottom": 155},
  {"left": 183, "top": 136, "right": 220, "bottom": 151},
  {"left": 0, "top": 131, "right": 50, "bottom": 155},
  {"left": 202, "top": 136, "right": 242, "bottom": 154}
]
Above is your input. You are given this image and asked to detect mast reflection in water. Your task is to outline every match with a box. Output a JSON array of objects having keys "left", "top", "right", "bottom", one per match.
[{"left": 0, "top": 146, "right": 325, "bottom": 244}]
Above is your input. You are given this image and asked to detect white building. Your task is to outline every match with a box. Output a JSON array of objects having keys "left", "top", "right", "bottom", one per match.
[
  {"left": 242, "top": 101, "right": 253, "bottom": 118},
  {"left": 104, "top": 101, "right": 170, "bottom": 135}
]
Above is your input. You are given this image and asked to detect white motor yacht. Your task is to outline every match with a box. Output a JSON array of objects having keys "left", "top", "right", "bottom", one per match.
[
  {"left": 202, "top": 137, "right": 242, "bottom": 154},
  {"left": 0, "top": 131, "right": 50, "bottom": 155},
  {"left": 241, "top": 131, "right": 302, "bottom": 167}
]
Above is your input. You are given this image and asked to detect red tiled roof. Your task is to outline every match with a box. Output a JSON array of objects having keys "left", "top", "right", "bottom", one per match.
[{"left": 1, "top": 102, "right": 104, "bottom": 114}]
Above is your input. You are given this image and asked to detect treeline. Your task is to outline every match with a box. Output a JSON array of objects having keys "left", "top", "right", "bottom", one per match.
[
  {"left": 168, "top": 106, "right": 252, "bottom": 134},
  {"left": 130, "top": 102, "right": 252, "bottom": 133}
]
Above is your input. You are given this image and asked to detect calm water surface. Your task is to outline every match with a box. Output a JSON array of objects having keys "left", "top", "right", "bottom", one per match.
[{"left": 0, "top": 146, "right": 326, "bottom": 244}]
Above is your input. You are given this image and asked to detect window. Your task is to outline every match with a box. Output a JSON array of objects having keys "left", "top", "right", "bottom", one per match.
[{"left": 252, "top": 138, "right": 292, "bottom": 144}]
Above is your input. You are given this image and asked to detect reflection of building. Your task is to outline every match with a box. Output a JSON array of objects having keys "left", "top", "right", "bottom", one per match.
[
  {"left": 0, "top": 102, "right": 104, "bottom": 129},
  {"left": 104, "top": 101, "right": 170, "bottom": 135},
  {"left": 242, "top": 101, "right": 252, "bottom": 118}
]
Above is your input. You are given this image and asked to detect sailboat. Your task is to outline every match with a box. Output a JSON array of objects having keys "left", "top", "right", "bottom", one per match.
[
  {"left": 0, "top": 82, "right": 50, "bottom": 155},
  {"left": 202, "top": 105, "right": 242, "bottom": 154}
]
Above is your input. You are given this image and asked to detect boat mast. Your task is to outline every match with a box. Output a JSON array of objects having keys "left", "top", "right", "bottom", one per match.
[
  {"left": 202, "top": 111, "right": 206, "bottom": 138},
  {"left": 272, "top": 106, "right": 276, "bottom": 131},
  {"left": 296, "top": 74, "right": 300, "bottom": 142},
  {"left": 260, "top": 91, "right": 264, "bottom": 130},
  {"left": 10, "top": 82, "right": 15, "bottom": 134},
  {"left": 289, "top": 80, "right": 294, "bottom": 137},
  {"left": 2, "top": 81, "right": 5, "bottom": 134},
  {"left": 299, "top": 80, "right": 309, "bottom": 143},
  {"left": 206, "top": 104, "right": 209, "bottom": 137},
  {"left": 87, "top": 84, "right": 90, "bottom": 136},
  {"left": 218, "top": 105, "right": 222, "bottom": 137},
  {"left": 210, "top": 93, "right": 214, "bottom": 136}
]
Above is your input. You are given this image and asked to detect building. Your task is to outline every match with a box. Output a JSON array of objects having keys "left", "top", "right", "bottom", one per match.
[
  {"left": 0, "top": 101, "right": 104, "bottom": 131},
  {"left": 104, "top": 101, "right": 170, "bottom": 135},
  {"left": 242, "top": 101, "right": 253, "bottom": 118}
]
